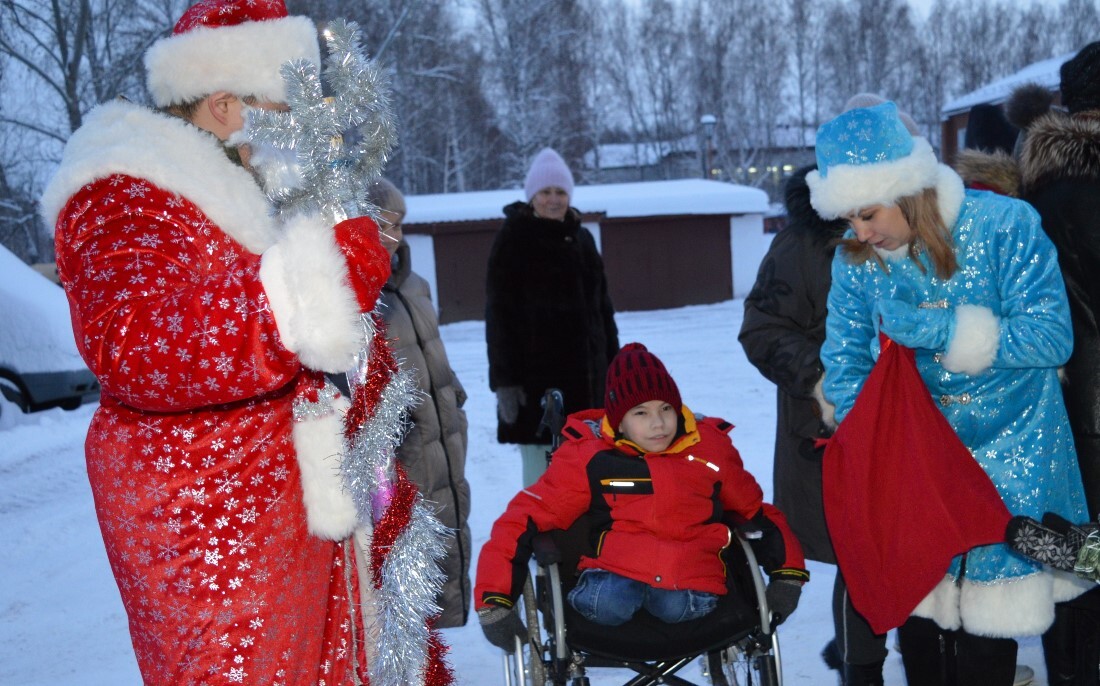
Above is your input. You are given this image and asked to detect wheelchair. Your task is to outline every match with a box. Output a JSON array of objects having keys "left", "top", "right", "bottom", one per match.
[{"left": 499, "top": 391, "right": 784, "bottom": 686}]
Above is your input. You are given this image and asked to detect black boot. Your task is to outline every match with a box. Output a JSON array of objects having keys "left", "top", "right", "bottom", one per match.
[
  {"left": 955, "top": 629, "right": 1017, "bottom": 686},
  {"left": 842, "top": 659, "right": 885, "bottom": 686},
  {"left": 897, "top": 616, "right": 952, "bottom": 686}
]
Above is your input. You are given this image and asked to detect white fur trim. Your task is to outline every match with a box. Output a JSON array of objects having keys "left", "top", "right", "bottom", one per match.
[
  {"left": 807, "top": 138, "right": 941, "bottom": 219},
  {"left": 911, "top": 570, "right": 1092, "bottom": 637},
  {"left": 911, "top": 575, "right": 962, "bottom": 630},
  {"left": 958, "top": 573, "right": 1054, "bottom": 637},
  {"left": 941, "top": 304, "right": 1000, "bottom": 375},
  {"left": 40, "top": 101, "right": 277, "bottom": 254},
  {"left": 934, "top": 164, "right": 966, "bottom": 230},
  {"left": 353, "top": 527, "right": 382, "bottom": 667},
  {"left": 292, "top": 394, "right": 358, "bottom": 540},
  {"left": 812, "top": 375, "right": 837, "bottom": 430},
  {"left": 873, "top": 243, "right": 910, "bottom": 262},
  {"left": 144, "top": 16, "right": 320, "bottom": 107},
  {"left": 259, "top": 214, "right": 363, "bottom": 372}
]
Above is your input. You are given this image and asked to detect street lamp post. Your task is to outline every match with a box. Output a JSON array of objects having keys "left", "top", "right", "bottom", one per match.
[{"left": 700, "top": 114, "right": 717, "bottom": 179}]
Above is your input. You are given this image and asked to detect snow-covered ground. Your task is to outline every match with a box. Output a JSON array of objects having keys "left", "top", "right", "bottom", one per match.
[{"left": 0, "top": 299, "right": 1048, "bottom": 685}]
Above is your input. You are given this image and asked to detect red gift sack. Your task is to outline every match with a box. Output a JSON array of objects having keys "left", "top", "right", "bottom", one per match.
[{"left": 822, "top": 335, "right": 1012, "bottom": 634}]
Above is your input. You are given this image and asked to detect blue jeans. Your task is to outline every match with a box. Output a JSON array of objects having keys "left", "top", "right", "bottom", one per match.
[{"left": 568, "top": 569, "right": 718, "bottom": 626}]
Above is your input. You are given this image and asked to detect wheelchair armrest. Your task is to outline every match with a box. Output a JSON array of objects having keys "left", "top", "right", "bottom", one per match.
[{"left": 532, "top": 532, "right": 563, "bottom": 566}]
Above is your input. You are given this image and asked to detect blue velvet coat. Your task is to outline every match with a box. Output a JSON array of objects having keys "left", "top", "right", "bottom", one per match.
[{"left": 822, "top": 187, "right": 1091, "bottom": 637}]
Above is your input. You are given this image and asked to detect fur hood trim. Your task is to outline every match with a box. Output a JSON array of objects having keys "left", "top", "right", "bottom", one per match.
[
  {"left": 954, "top": 150, "right": 1020, "bottom": 197},
  {"left": 784, "top": 165, "right": 848, "bottom": 242},
  {"left": 1020, "top": 111, "right": 1100, "bottom": 192},
  {"left": 40, "top": 100, "right": 277, "bottom": 255}
]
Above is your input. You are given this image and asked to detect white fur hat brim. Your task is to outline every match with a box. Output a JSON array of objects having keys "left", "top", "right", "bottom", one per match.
[
  {"left": 144, "top": 15, "right": 320, "bottom": 107},
  {"left": 807, "top": 137, "right": 942, "bottom": 219}
]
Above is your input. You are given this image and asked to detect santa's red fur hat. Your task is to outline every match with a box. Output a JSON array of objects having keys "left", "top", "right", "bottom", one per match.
[{"left": 144, "top": 0, "right": 320, "bottom": 107}]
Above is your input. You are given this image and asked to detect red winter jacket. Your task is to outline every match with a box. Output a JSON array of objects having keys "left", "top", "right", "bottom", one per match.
[{"left": 475, "top": 407, "right": 807, "bottom": 608}]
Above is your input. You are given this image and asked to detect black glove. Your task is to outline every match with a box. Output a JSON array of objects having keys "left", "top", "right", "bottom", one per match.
[
  {"left": 496, "top": 386, "right": 526, "bottom": 424},
  {"left": 477, "top": 603, "right": 526, "bottom": 651},
  {"left": 765, "top": 579, "right": 802, "bottom": 627}
]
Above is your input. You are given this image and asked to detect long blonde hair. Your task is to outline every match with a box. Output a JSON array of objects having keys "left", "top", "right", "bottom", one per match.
[{"left": 838, "top": 187, "right": 957, "bottom": 280}]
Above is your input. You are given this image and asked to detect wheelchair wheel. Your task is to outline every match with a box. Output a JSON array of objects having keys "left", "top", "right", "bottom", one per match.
[{"left": 705, "top": 633, "right": 780, "bottom": 686}]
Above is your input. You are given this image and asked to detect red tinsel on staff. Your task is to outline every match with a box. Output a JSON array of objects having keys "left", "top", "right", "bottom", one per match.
[{"left": 345, "top": 313, "right": 399, "bottom": 443}]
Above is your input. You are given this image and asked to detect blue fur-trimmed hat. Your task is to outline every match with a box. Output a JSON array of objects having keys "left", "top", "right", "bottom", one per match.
[{"left": 807, "top": 102, "right": 958, "bottom": 222}]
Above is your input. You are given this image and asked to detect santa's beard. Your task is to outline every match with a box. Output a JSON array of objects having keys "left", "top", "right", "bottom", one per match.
[{"left": 227, "top": 114, "right": 305, "bottom": 198}]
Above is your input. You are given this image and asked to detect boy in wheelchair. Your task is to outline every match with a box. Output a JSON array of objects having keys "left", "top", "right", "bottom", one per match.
[{"left": 476, "top": 342, "right": 809, "bottom": 651}]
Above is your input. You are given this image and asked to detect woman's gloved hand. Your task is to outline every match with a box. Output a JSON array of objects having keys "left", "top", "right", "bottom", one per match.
[
  {"left": 876, "top": 299, "right": 955, "bottom": 350},
  {"left": 496, "top": 386, "right": 526, "bottom": 424},
  {"left": 333, "top": 216, "right": 391, "bottom": 312}
]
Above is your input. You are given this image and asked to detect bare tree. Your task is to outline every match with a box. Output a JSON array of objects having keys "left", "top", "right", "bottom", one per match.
[{"left": 0, "top": 0, "right": 184, "bottom": 262}]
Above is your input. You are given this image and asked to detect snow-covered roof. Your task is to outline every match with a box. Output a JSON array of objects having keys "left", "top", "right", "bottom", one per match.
[
  {"left": 404, "top": 179, "right": 770, "bottom": 225},
  {"left": 583, "top": 142, "right": 676, "bottom": 169},
  {"left": 0, "top": 245, "right": 86, "bottom": 373},
  {"left": 942, "top": 51, "right": 1073, "bottom": 117}
]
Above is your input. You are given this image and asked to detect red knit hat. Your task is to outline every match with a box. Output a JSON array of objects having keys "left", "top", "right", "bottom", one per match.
[
  {"left": 605, "top": 343, "right": 682, "bottom": 430},
  {"left": 144, "top": 0, "right": 321, "bottom": 107}
]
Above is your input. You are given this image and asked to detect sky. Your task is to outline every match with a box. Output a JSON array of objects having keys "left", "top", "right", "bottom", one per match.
[{"left": 0, "top": 295, "right": 1051, "bottom": 685}]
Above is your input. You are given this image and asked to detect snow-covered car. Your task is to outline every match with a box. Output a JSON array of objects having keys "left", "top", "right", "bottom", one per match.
[{"left": 0, "top": 245, "right": 99, "bottom": 413}]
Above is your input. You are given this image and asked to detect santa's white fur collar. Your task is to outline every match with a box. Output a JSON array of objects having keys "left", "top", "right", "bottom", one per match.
[{"left": 40, "top": 99, "right": 277, "bottom": 255}]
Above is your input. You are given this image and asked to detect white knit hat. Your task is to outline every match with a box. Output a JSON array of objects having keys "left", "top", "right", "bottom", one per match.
[
  {"left": 523, "top": 148, "right": 574, "bottom": 201},
  {"left": 144, "top": 0, "right": 321, "bottom": 107}
]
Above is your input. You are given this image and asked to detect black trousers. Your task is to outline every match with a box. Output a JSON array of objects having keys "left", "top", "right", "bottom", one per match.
[
  {"left": 1043, "top": 585, "right": 1100, "bottom": 686},
  {"left": 832, "top": 571, "right": 889, "bottom": 666},
  {"left": 897, "top": 616, "right": 1017, "bottom": 686}
]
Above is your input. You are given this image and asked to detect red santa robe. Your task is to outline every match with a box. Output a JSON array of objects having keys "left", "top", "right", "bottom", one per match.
[{"left": 41, "top": 100, "right": 378, "bottom": 685}]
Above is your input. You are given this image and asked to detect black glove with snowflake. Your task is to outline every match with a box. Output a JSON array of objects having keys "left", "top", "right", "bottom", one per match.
[{"left": 1006, "top": 514, "right": 1079, "bottom": 572}]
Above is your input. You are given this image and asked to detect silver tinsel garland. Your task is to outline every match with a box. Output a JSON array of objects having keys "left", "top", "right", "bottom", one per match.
[{"left": 241, "top": 20, "right": 451, "bottom": 686}]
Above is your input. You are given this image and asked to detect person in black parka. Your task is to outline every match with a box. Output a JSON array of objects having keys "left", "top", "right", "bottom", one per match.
[
  {"left": 486, "top": 148, "right": 619, "bottom": 486},
  {"left": 1017, "top": 41, "right": 1100, "bottom": 686}
]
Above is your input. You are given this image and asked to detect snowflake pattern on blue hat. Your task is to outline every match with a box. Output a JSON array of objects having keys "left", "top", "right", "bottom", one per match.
[{"left": 816, "top": 102, "right": 914, "bottom": 177}]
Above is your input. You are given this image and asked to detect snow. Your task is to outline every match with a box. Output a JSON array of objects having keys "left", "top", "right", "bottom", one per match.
[
  {"left": 0, "top": 299, "right": 1049, "bottom": 685},
  {"left": 404, "top": 179, "right": 770, "bottom": 225},
  {"left": 0, "top": 244, "right": 86, "bottom": 374}
]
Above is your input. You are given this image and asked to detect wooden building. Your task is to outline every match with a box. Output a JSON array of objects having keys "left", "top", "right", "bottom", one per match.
[
  {"left": 940, "top": 51, "right": 1071, "bottom": 166},
  {"left": 401, "top": 179, "right": 772, "bottom": 324}
]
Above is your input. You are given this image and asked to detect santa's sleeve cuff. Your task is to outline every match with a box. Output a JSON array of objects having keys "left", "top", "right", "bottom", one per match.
[
  {"left": 260, "top": 214, "right": 363, "bottom": 373},
  {"left": 941, "top": 304, "right": 1000, "bottom": 375}
]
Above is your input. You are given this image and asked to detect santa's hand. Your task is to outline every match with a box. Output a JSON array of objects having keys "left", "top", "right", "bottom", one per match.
[
  {"left": 333, "top": 217, "right": 391, "bottom": 312},
  {"left": 876, "top": 298, "right": 954, "bottom": 350}
]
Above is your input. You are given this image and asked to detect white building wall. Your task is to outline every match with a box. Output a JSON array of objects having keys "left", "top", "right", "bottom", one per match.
[
  {"left": 729, "top": 214, "right": 774, "bottom": 299},
  {"left": 404, "top": 234, "right": 439, "bottom": 314}
]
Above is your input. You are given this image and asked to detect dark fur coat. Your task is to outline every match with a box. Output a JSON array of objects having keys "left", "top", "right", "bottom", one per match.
[
  {"left": 485, "top": 201, "right": 619, "bottom": 444},
  {"left": 1021, "top": 111, "right": 1100, "bottom": 519}
]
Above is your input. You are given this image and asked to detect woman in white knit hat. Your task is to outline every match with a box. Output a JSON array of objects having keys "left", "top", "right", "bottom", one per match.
[{"left": 485, "top": 148, "right": 619, "bottom": 486}]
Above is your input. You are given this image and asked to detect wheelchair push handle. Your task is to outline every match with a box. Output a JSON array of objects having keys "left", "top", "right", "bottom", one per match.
[{"left": 537, "top": 388, "right": 566, "bottom": 451}]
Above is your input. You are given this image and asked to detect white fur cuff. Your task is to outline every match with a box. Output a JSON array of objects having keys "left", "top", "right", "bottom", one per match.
[
  {"left": 292, "top": 397, "right": 358, "bottom": 540},
  {"left": 260, "top": 215, "right": 363, "bottom": 373},
  {"left": 941, "top": 304, "right": 1000, "bottom": 375}
]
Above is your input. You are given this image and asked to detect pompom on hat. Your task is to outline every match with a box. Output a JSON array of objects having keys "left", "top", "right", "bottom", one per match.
[
  {"left": 1060, "top": 40, "right": 1100, "bottom": 115},
  {"left": 524, "top": 148, "right": 574, "bottom": 201},
  {"left": 807, "top": 101, "right": 965, "bottom": 227},
  {"left": 144, "top": 0, "right": 321, "bottom": 108},
  {"left": 604, "top": 343, "right": 682, "bottom": 431}
]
